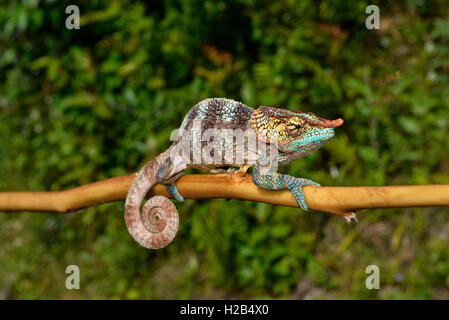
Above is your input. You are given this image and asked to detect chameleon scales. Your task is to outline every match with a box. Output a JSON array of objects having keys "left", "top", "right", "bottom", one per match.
[{"left": 125, "top": 98, "right": 345, "bottom": 249}]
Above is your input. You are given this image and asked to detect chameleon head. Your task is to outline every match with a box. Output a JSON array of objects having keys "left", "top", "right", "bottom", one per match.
[{"left": 250, "top": 106, "right": 344, "bottom": 153}]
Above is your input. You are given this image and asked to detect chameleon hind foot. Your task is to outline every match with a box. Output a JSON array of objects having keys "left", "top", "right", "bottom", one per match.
[
  {"left": 166, "top": 182, "right": 184, "bottom": 202},
  {"left": 164, "top": 172, "right": 186, "bottom": 202}
]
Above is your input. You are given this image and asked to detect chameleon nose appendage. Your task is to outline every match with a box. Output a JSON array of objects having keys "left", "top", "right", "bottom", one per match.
[
  {"left": 324, "top": 118, "right": 344, "bottom": 128},
  {"left": 308, "top": 117, "right": 344, "bottom": 128}
]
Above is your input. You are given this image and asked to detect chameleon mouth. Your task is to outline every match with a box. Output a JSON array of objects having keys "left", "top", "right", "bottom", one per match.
[{"left": 307, "top": 117, "right": 344, "bottom": 128}]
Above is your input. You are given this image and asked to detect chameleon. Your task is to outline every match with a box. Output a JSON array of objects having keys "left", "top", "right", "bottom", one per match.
[{"left": 124, "top": 98, "right": 344, "bottom": 249}]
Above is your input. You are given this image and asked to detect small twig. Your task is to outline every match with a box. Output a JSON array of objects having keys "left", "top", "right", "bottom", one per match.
[{"left": 1, "top": 173, "right": 449, "bottom": 217}]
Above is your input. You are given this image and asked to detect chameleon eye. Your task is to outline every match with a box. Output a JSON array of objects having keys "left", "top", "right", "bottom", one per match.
[{"left": 287, "top": 123, "right": 302, "bottom": 132}]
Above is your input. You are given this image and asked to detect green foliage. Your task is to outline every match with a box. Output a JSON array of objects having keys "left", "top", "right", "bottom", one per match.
[{"left": 1, "top": 0, "right": 449, "bottom": 299}]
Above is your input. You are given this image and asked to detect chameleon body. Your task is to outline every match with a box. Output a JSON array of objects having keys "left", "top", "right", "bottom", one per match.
[{"left": 125, "top": 98, "right": 343, "bottom": 249}]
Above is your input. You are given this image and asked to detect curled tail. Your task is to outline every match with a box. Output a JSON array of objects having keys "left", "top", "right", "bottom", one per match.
[{"left": 124, "top": 150, "right": 179, "bottom": 249}]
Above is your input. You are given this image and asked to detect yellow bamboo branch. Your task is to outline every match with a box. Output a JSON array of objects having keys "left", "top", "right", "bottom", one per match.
[{"left": 1, "top": 173, "right": 449, "bottom": 217}]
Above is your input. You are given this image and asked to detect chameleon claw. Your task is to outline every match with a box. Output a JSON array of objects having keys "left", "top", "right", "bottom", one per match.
[
  {"left": 292, "top": 179, "right": 321, "bottom": 211},
  {"left": 343, "top": 212, "right": 358, "bottom": 223},
  {"left": 298, "top": 199, "right": 309, "bottom": 211},
  {"left": 209, "top": 168, "right": 227, "bottom": 174},
  {"left": 166, "top": 183, "right": 185, "bottom": 202},
  {"left": 290, "top": 187, "right": 309, "bottom": 211},
  {"left": 226, "top": 167, "right": 238, "bottom": 175}
]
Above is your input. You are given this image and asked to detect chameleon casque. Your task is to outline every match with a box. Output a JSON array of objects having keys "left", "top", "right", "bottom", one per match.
[{"left": 125, "top": 98, "right": 344, "bottom": 249}]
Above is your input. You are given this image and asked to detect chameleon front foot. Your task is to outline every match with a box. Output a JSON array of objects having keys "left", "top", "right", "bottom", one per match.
[
  {"left": 290, "top": 180, "right": 320, "bottom": 211},
  {"left": 252, "top": 166, "right": 321, "bottom": 212},
  {"left": 280, "top": 175, "right": 319, "bottom": 211},
  {"left": 290, "top": 187, "right": 309, "bottom": 211}
]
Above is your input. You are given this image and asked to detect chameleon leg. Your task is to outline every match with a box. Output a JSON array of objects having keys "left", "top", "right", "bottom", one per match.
[
  {"left": 209, "top": 168, "right": 228, "bottom": 174},
  {"left": 164, "top": 171, "right": 186, "bottom": 202},
  {"left": 209, "top": 167, "right": 238, "bottom": 174},
  {"left": 252, "top": 165, "right": 320, "bottom": 211},
  {"left": 237, "top": 165, "right": 251, "bottom": 175},
  {"left": 156, "top": 158, "right": 186, "bottom": 202}
]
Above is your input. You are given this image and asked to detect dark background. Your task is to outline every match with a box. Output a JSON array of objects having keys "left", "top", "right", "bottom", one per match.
[{"left": 1, "top": 0, "right": 449, "bottom": 299}]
